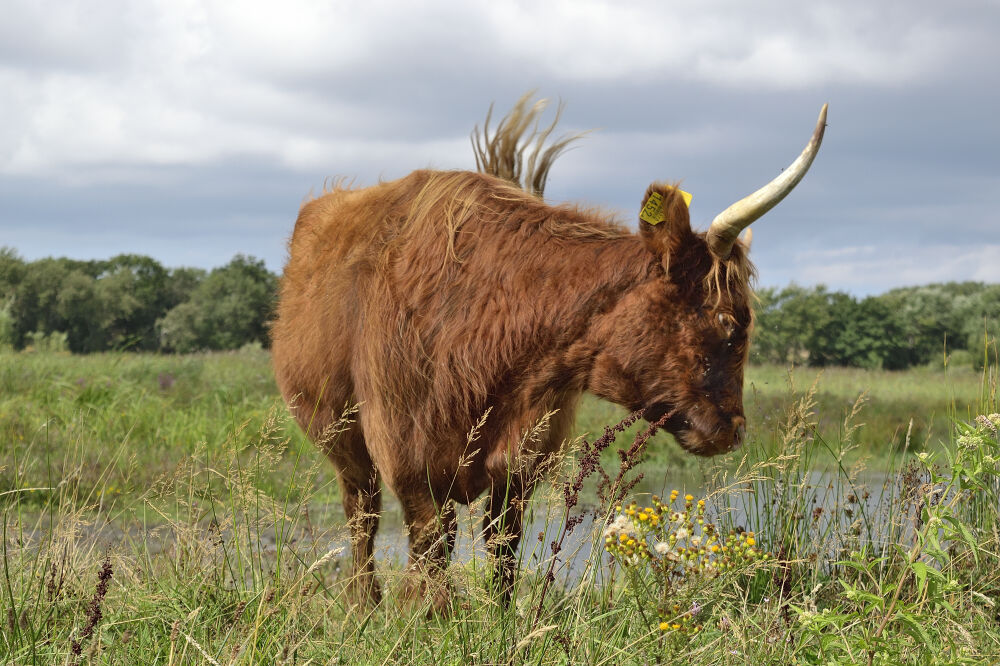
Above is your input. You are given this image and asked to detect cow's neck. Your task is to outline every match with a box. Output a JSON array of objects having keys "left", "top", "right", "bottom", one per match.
[{"left": 517, "top": 235, "right": 657, "bottom": 407}]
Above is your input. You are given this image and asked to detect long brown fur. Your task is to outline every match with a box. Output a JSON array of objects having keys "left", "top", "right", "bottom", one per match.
[{"left": 272, "top": 159, "right": 757, "bottom": 610}]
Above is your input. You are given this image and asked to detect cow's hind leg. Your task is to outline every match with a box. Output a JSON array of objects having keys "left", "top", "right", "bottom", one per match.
[
  {"left": 482, "top": 477, "right": 526, "bottom": 604},
  {"left": 398, "top": 491, "right": 457, "bottom": 614},
  {"left": 325, "top": 429, "right": 383, "bottom": 607}
]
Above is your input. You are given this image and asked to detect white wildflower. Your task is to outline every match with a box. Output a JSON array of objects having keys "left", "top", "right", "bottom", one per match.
[
  {"left": 654, "top": 541, "right": 670, "bottom": 555},
  {"left": 675, "top": 526, "right": 689, "bottom": 540},
  {"left": 603, "top": 514, "right": 633, "bottom": 540},
  {"left": 957, "top": 434, "right": 983, "bottom": 450},
  {"left": 691, "top": 535, "right": 702, "bottom": 548}
]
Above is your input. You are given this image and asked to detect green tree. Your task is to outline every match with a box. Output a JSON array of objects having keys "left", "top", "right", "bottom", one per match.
[
  {"left": 749, "top": 286, "right": 782, "bottom": 364},
  {"left": 164, "top": 267, "right": 206, "bottom": 309},
  {"left": 7, "top": 258, "right": 84, "bottom": 349},
  {"left": 0, "top": 247, "right": 26, "bottom": 297},
  {"left": 962, "top": 284, "right": 1000, "bottom": 369},
  {"left": 0, "top": 248, "right": 24, "bottom": 350},
  {"left": 56, "top": 269, "right": 104, "bottom": 352},
  {"left": 158, "top": 255, "right": 277, "bottom": 352},
  {"left": 877, "top": 283, "right": 978, "bottom": 365},
  {"left": 0, "top": 299, "right": 14, "bottom": 350},
  {"left": 751, "top": 284, "right": 830, "bottom": 364},
  {"left": 804, "top": 293, "right": 908, "bottom": 369},
  {"left": 805, "top": 291, "right": 856, "bottom": 367},
  {"left": 94, "top": 254, "right": 171, "bottom": 351},
  {"left": 5, "top": 253, "right": 176, "bottom": 353}
]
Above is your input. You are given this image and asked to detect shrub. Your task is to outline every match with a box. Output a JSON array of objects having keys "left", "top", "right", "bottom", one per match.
[
  {"left": 0, "top": 299, "right": 14, "bottom": 351},
  {"left": 24, "top": 329, "right": 68, "bottom": 353}
]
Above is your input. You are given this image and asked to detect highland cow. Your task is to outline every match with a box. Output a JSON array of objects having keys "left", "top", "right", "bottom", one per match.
[{"left": 271, "top": 98, "right": 827, "bottom": 610}]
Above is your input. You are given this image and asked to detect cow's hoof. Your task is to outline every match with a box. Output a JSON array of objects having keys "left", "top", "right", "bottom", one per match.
[
  {"left": 347, "top": 574, "right": 383, "bottom": 609},
  {"left": 400, "top": 574, "right": 453, "bottom": 617}
]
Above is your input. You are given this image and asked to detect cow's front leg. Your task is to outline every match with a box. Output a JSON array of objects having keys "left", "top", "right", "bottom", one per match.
[
  {"left": 482, "top": 478, "right": 526, "bottom": 605},
  {"left": 399, "top": 492, "right": 456, "bottom": 614}
]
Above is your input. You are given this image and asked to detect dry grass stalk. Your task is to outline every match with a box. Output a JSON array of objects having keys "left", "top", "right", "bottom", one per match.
[{"left": 305, "top": 546, "right": 345, "bottom": 575}]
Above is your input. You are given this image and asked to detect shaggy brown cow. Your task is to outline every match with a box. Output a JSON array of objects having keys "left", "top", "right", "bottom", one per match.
[{"left": 271, "top": 101, "right": 827, "bottom": 610}]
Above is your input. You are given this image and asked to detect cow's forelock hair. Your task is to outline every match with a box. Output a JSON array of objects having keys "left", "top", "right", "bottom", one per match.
[{"left": 703, "top": 240, "right": 756, "bottom": 315}]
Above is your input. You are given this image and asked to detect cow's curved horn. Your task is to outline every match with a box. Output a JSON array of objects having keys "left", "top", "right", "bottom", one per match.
[{"left": 707, "top": 104, "right": 828, "bottom": 259}]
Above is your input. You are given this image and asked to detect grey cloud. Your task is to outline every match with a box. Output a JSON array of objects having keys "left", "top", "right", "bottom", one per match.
[{"left": 1, "top": 0, "right": 998, "bottom": 296}]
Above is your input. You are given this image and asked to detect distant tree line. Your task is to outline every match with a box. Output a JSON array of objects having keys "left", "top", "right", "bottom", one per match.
[
  {"left": 0, "top": 247, "right": 276, "bottom": 353},
  {"left": 752, "top": 283, "right": 1000, "bottom": 369},
  {"left": 0, "top": 246, "right": 997, "bottom": 367}
]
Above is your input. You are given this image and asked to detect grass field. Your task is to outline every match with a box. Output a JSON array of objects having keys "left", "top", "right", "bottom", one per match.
[
  {"left": 0, "top": 349, "right": 987, "bottom": 507},
  {"left": 2, "top": 350, "right": 998, "bottom": 663}
]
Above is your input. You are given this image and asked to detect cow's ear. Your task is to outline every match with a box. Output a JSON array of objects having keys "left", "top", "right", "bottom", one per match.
[{"left": 638, "top": 184, "right": 693, "bottom": 260}]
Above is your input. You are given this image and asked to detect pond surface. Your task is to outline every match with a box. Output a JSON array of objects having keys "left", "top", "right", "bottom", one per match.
[
  {"left": 9, "top": 463, "right": 910, "bottom": 586},
  {"left": 326, "top": 464, "right": 901, "bottom": 578}
]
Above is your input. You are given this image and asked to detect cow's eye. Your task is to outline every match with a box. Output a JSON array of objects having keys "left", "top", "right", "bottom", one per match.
[{"left": 716, "top": 312, "right": 736, "bottom": 337}]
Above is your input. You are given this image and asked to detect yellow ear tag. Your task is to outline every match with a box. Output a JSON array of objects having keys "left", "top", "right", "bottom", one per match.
[{"left": 639, "top": 189, "right": 692, "bottom": 225}]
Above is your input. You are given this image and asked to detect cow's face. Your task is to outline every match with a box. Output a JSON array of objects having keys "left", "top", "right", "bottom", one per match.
[
  {"left": 590, "top": 105, "right": 827, "bottom": 455},
  {"left": 590, "top": 185, "right": 754, "bottom": 456}
]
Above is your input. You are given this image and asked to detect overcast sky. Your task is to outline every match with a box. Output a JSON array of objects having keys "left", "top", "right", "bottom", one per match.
[{"left": 2, "top": 0, "right": 997, "bottom": 295}]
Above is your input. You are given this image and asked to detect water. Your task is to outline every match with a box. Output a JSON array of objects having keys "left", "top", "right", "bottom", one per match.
[
  {"left": 8, "top": 464, "right": 907, "bottom": 585},
  {"left": 325, "top": 465, "right": 899, "bottom": 579}
]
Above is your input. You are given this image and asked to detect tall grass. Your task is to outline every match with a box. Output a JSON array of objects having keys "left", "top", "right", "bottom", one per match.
[{"left": 1, "top": 350, "right": 998, "bottom": 663}]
